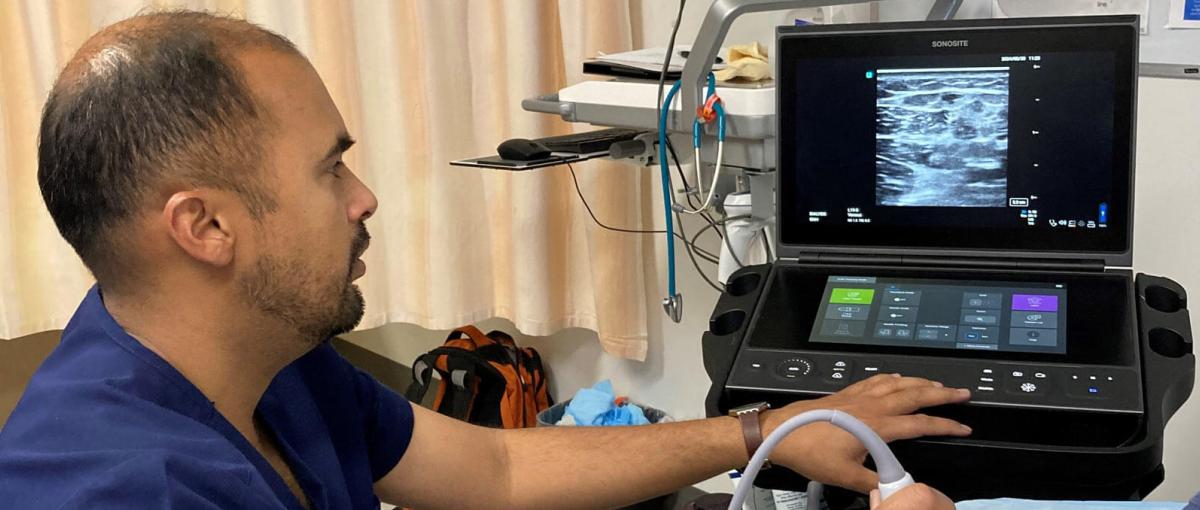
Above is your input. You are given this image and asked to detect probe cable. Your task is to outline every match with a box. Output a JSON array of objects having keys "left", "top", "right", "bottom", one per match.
[{"left": 728, "top": 409, "right": 914, "bottom": 510}]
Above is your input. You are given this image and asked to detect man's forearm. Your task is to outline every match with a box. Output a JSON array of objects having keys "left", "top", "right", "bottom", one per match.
[{"left": 499, "top": 416, "right": 746, "bottom": 509}]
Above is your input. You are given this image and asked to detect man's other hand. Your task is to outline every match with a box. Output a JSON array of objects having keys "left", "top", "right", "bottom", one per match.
[
  {"left": 759, "top": 374, "right": 972, "bottom": 493},
  {"left": 870, "top": 484, "right": 955, "bottom": 509}
]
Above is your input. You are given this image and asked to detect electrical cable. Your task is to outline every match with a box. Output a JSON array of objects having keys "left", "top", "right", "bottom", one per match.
[
  {"left": 567, "top": 163, "right": 719, "bottom": 263},
  {"left": 805, "top": 481, "right": 823, "bottom": 510},
  {"left": 665, "top": 134, "right": 725, "bottom": 240},
  {"left": 677, "top": 213, "right": 725, "bottom": 292},
  {"left": 680, "top": 215, "right": 743, "bottom": 293},
  {"left": 665, "top": 135, "right": 707, "bottom": 218},
  {"left": 717, "top": 222, "right": 745, "bottom": 269},
  {"left": 660, "top": 83, "right": 747, "bottom": 277},
  {"left": 662, "top": 124, "right": 715, "bottom": 244},
  {"left": 567, "top": 163, "right": 662, "bottom": 235},
  {"left": 761, "top": 229, "right": 774, "bottom": 262},
  {"left": 690, "top": 215, "right": 751, "bottom": 271},
  {"left": 656, "top": 0, "right": 687, "bottom": 138},
  {"left": 728, "top": 409, "right": 914, "bottom": 510}
]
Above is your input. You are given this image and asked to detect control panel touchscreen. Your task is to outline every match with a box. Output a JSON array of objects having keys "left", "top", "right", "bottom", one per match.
[{"left": 810, "top": 275, "right": 1067, "bottom": 354}]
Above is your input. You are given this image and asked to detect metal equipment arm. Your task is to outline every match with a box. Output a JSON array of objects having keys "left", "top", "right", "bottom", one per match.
[{"left": 678, "top": 0, "right": 961, "bottom": 128}]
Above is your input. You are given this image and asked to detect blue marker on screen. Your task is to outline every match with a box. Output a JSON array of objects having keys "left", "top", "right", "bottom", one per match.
[{"left": 1099, "top": 202, "right": 1108, "bottom": 224}]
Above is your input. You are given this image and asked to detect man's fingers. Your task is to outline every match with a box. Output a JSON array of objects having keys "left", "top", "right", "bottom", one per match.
[
  {"left": 883, "top": 385, "right": 971, "bottom": 415},
  {"left": 864, "top": 376, "right": 945, "bottom": 397},
  {"left": 840, "top": 373, "right": 899, "bottom": 395},
  {"left": 839, "top": 465, "right": 880, "bottom": 494},
  {"left": 870, "top": 413, "right": 972, "bottom": 441}
]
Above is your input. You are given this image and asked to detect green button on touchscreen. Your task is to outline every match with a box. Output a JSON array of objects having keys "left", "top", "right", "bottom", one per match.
[{"left": 830, "top": 288, "right": 875, "bottom": 305}]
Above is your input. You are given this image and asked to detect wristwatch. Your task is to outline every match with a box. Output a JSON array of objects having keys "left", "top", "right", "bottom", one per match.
[{"left": 728, "top": 402, "right": 772, "bottom": 469}]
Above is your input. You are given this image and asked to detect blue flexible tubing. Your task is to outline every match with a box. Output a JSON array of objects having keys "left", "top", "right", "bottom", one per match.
[
  {"left": 658, "top": 80, "right": 683, "bottom": 298},
  {"left": 660, "top": 72, "right": 723, "bottom": 299},
  {"left": 691, "top": 73, "right": 722, "bottom": 146}
]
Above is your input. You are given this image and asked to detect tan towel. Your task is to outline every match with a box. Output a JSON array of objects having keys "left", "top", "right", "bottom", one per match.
[{"left": 713, "top": 42, "right": 771, "bottom": 82}]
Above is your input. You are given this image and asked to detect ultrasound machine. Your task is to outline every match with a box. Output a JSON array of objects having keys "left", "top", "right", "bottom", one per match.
[
  {"left": 504, "top": 2, "right": 1195, "bottom": 502},
  {"left": 701, "top": 15, "right": 1196, "bottom": 502}
]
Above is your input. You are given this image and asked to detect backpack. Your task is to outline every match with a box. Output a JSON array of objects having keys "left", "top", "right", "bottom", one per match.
[{"left": 405, "top": 326, "right": 552, "bottom": 428}]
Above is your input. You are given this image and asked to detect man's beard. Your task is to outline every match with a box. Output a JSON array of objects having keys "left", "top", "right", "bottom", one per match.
[{"left": 238, "top": 224, "right": 370, "bottom": 345}]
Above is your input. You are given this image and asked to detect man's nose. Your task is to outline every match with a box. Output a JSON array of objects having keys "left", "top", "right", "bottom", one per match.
[{"left": 347, "top": 171, "right": 378, "bottom": 222}]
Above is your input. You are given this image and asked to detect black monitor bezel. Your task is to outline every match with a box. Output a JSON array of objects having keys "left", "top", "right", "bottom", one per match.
[{"left": 775, "top": 16, "right": 1137, "bottom": 265}]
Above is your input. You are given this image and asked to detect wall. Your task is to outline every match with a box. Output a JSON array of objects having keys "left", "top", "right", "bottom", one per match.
[
  {"left": 0, "top": 331, "right": 59, "bottom": 426},
  {"left": 1131, "top": 76, "right": 1200, "bottom": 500}
]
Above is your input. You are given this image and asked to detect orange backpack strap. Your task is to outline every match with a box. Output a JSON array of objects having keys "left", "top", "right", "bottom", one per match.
[
  {"left": 485, "top": 330, "right": 518, "bottom": 349},
  {"left": 407, "top": 343, "right": 506, "bottom": 422},
  {"left": 409, "top": 325, "right": 552, "bottom": 428},
  {"left": 448, "top": 325, "right": 495, "bottom": 348}
]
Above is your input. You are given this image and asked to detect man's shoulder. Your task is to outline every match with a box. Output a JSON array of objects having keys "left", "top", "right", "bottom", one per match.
[
  {"left": 2, "top": 322, "right": 219, "bottom": 450},
  {"left": 0, "top": 382, "right": 261, "bottom": 507},
  {"left": 0, "top": 319, "right": 264, "bottom": 506},
  {"left": 0, "top": 448, "right": 276, "bottom": 509}
]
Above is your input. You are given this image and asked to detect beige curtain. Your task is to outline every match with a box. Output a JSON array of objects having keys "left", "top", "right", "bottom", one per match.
[{"left": 0, "top": 1, "right": 655, "bottom": 360}]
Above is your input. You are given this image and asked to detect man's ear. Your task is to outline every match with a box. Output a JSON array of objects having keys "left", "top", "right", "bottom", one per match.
[{"left": 162, "top": 191, "right": 237, "bottom": 268}]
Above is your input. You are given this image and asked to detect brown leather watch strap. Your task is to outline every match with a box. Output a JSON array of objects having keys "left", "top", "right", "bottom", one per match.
[
  {"left": 737, "top": 410, "right": 764, "bottom": 461},
  {"left": 732, "top": 406, "right": 771, "bottom": 469}
]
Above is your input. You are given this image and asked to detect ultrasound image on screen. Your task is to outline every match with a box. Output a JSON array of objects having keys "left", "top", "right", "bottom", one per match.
[{"left": 875, "top": 68, "right": 1010, "bottom": 207}]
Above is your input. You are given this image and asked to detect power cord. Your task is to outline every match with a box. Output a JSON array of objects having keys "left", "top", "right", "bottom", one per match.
[
  {"left": 664, "top": 134, "right": 739, "bottom": 289},
  {"left": 665, "top": 135, "right": 725, "bottom": 240},
  {"left": 676, "top": 211, "right": 724, "bottom": 292},
  {"left": 656, "top": 0, "right": 687, "bottom": 137},
  {"left": 761, "top": 229, "right": 774, "bottom": 262},
  {"left": 567, "top": 163, "right": 720, "bottom": 264},
  {"left": 689, "top": 214, "right": 749, "bottom": 269}
]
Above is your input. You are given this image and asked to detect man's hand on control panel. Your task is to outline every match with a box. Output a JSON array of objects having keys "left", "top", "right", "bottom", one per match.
[{"left": 761, "top": 374, "right": 973, "bottom": 494}]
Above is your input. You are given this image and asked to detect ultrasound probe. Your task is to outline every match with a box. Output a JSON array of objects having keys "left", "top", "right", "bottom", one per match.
[{"left": 727, "top": 410, "right": 913, "bottom": 510}]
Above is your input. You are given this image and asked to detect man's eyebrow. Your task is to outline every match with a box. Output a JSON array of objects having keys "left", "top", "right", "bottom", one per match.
[{"left": 322, "top": 134, "right": 356, "bottom": 161}]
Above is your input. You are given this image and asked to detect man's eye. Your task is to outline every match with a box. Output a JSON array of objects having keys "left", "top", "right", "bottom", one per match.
[{"left": 330, "top": 161, "right": 344, "bottom": 177}]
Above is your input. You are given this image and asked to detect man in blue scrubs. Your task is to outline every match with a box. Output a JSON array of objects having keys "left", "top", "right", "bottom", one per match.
[{"left": 0, "top": 12, "right": 968, "bottom": 509}]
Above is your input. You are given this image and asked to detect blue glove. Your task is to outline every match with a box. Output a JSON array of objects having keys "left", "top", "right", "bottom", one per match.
[{"left": 564, "top": 380, "right": 650, "bottom": 426}]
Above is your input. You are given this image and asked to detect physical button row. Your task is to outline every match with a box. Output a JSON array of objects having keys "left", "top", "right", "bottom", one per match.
[
  {"left": 747, "top": 358, "right": 884, "bottom": 382},
  {"left": 977, "top": 368, "right": 1050, "bottom": 395}
]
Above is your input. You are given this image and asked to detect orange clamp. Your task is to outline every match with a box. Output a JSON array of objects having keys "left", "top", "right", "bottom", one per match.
[{"left": 696, "top": 94, "right": 722, "bottom": 123}]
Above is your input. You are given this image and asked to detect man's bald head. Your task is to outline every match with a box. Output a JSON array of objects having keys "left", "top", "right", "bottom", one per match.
[{"left": 39, "top": 11, "right": 301, "bottom": 290}]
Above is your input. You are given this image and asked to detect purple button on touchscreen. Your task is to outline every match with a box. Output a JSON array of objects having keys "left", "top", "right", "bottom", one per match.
[{"left": 1012, "top": 294, "right": 1059, "bottom": 312}]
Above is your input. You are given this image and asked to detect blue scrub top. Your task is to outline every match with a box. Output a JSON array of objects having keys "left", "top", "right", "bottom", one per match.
[{"left": 0, "top": 286, "right": 414, "bottom": 509}]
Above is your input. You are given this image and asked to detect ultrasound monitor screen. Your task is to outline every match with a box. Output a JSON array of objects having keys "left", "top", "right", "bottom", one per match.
[
  {"left": 875, "top": 67, "right": 1010, "bottom": 208},
  {"left": 776, "top": 18, "right": 1136, "bottom": 254}
]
